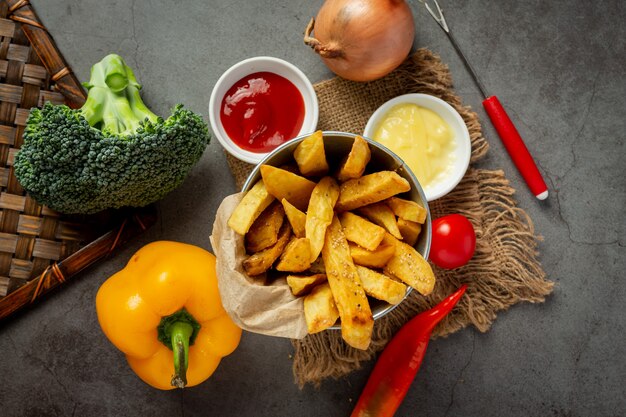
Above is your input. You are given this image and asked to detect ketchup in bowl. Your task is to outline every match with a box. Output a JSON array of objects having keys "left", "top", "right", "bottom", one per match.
[{"left": 220, "top": 72, "right": 304, "bottom": 153}]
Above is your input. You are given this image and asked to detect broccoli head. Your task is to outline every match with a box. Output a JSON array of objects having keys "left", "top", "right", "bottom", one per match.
[{"left": 14, "top": 54, "right": 210, "bottom": 214}]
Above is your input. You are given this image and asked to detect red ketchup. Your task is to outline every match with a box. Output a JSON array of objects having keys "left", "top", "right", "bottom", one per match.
[{"left": 220, "top": 72, "right": 305, "bottom": 153}]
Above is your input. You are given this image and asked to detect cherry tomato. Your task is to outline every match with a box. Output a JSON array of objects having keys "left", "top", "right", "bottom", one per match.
[{"left": 429, "top": 214, "right": 476, "bottom": 269}]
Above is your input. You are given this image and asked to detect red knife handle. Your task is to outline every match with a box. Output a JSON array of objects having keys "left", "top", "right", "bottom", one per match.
[{"left": 482, "top": 96, "right": 548, "bottom": 200}]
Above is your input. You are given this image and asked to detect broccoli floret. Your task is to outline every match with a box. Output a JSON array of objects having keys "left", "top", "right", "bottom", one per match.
[{"left": 14, "top": 54, "right": 210, "bottom": 214}]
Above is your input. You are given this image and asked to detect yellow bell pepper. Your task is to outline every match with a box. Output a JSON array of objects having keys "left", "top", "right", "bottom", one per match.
[{"left": 96, "top": 241, "right": 241, "bottom": 390}]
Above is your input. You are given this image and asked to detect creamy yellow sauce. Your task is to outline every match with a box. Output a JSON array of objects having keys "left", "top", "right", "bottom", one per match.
[{"left": 372, "top": 103, "right": 456, "bottom": 193}]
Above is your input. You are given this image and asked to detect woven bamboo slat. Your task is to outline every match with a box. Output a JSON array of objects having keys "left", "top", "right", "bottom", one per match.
[{"left": 0, "top": 0, "right": 156, "bottom": 320}]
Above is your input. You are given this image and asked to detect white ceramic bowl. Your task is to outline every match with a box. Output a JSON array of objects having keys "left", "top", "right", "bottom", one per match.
[
  {"left": 209, "top": 56, "right": 319, "bottom": 164},
  {"left": 363, "top": 93, "right": 471, "bottom": 201}
]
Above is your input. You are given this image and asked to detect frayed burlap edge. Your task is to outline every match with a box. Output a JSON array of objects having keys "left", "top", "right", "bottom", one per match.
[{"left": 221, "top": 49, "right": 553, "bottom": 388}]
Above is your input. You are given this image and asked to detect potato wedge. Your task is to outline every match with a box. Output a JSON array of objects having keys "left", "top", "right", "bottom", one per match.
[
  {"left": 336, "top": 171, "right": 410, "bottom": 211},
  {"left": 357, "top": 202, "right": 403, "bottom": 240},
  {"left": 304, "top": 283, "right": 339, "bottom": 334},
  {"left": 383, "top": 233, "right": 436, "bottom": 295},
  {"left": 349, "top": 242, "right": 395, "bottom": 268},
  {"left": 293, "top": 130, "right": 329, "bottom": 177},
  {"left": 245, "top": 201, "right": 285, "bottom": 252},
  {"left": 275, "top": 237, "right": 312, "bottom": 273},
  {"left": 308, "top": 257, "right": 326, "bottom": 274},
  {"left": 281, "top": 198, "right": 306, "bottom": 238},
  {"left": 322, "top": 215, "right": 373, "bottom": 350},
  {"left": 386, "top": 197, "right": 427, "bottom": 224},
  {"left": 286, "top": 273, "right": 327, "bottom": 296},
  {"left": 356, "top": 265, "right": 407, "bottom": 305},
  {"left": 337, "top": 135, "right": 371, "bottom": 182},
  {"left": 397, "top": 218, "right": 422, "bottom": 246},
  {"left": 339, "top": 212, "right": 385, "bottom": 251},
  {"left": 228, "top": 180, "right": 275, "bottom": 235},
  {"left": 243, "top": 222, "right": 291, "bottom": 276},
  {"left": 306, "top": 177, "right": 340, "bottom": 262},
  {"left": 260, "top": 165, "right": 316, "bottom": 211}
]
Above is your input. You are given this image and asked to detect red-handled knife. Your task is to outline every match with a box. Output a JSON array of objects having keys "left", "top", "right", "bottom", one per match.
[{"left": 424, "top": 0, "right": 549, "bottom": 200}]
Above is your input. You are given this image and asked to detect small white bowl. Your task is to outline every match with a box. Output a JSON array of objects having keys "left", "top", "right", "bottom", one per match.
[
  {"left": 209, "top": 56, "right": 319, "bottom": 164},
  {"left": 363, "top": 93, "right": 471, "bottom": 201}
]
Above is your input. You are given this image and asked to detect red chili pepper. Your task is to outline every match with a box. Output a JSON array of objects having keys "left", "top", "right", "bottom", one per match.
[{"left": 351, "top": 285, "right": 468, "bottom": 417}]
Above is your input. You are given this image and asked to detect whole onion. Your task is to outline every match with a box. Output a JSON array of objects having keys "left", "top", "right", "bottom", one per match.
[{"left": 304, "top": 0, "right": 415, "bottom": 82}]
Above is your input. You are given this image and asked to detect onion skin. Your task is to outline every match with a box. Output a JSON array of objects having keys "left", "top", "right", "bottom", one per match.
[{"left": 304, "top": 0, "right": 415, "bottom": 82}]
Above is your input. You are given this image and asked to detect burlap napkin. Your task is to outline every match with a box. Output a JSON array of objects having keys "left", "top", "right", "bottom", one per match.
[{"left": 224, "top": 49, "right": 553, "bottom": 387}]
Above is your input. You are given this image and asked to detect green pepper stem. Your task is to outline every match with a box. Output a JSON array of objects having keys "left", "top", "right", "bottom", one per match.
[
  {"left": 156, "top": 308, "right": 201, "bottom": 389},
  {"left": 169, "top": 321, "right": 193, "bottom": 389}
]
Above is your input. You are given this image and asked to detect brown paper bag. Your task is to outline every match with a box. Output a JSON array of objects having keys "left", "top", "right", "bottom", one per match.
[{"left": 210, "top": 193, "right": 308, "bottom": 339}]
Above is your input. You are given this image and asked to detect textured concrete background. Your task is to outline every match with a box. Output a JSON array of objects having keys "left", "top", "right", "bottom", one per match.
[{"left": 0, "top": 0, "right": 624, "bottom": 416}]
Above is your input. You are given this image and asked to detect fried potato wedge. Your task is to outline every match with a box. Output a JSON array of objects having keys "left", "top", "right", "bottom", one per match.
[
  {"left": 349, "top": 242, "right": 395, "bottom": 268},
  {"left": 243, "top": 222, "right": 291, "bottom": 276},
  {"left": 383, "top": 233, "right": 436, "bottom": 295},
  {"left": 337, "top": 135, "right": 371, "bottom": 182},
  {"left": 286, "top": 273, "right": 327, "bottom": 297},
  {"left": 306, "top": 177, "right": 340, "bottom": 262},
  {"left": 386, "top": 197, "right": 427, "bottom": 224},
  {"left": 304, "top": 283, "right": 339, "bottom": 334},
  {"left": 356, "top": 265, "right": 407, "bottom": 305},
  {"left": 293, "top": 130, "right": 329, "bottom": 177},
  {"left": 357, "top": 202, "right": 403, "bottom": 240},
  {"left": 397, "top": 218, "right": 422, "bottom": 247},
  {"left": 276, "top": 237, "right": 312, "bottom": 273},
  {"left": 322, "top": 216, "right": 373, "bottom": 350},
  {"left": 260, "top": 165, "right": 316, "bottom": 211},
  {"left": 336, "top": 171, "right": 410, "bottom": 211},
  {"left": 245, "top": 201, "right": 285, "bottom": 252},
  {"left": 281, "top": 198, "right": 306, "bottom": 238},
  {"left": 228, "top": 180, "right": 275, "bottom": 235},
  {"left": 339, "top": 212, "right": 386, "bottom": 251}
]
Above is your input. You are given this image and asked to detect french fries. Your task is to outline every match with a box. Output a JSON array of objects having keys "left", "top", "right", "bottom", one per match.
[
  {"left": 337, "top": 135, "right": 371, "bottom": 181},
  {"left": 287, "top": 274, "right": 327, "bottom": 296},
  {"left": 348, "top": 242, "right": 396, "bottom": 268},
  {"left": 305, "top": 177, "right": 340, "bottom": 262},
  {"left": 228, "top": 133, "right": 435, "bottom": 347},
  {"left": 358, "top": 202, "right": 403, "bottom": 240},
  {"left": 383, "top": 233, "right": 436, "bottom": 296},
  {"left": 228, "top": 180, "right": 274, "bottom": 235},
  {"left": 275, "top": 237, "right": 312, "bottom": 273},
  {"left": 335, "top": 171, "right": 410, "bottom": 211},
  {"left": 242, "top": 222, "right": 291, "bottom": 276},
  {"left": 322, "top": 216, "right": 373, "bottom": 350},
  {"left": 386, "top": 197, "right": 427, "bottom": 224},
  {"left": 293, "top": 130, "right": 329, "bottom": 177},
  {"left": 356, "top": 265, "right": 407, "bottom": 305},
  {"left": 245, "top": 201, "right": 285, "bottom": 252},
  {"left": 281, "top": 198, "right": 306, "bottom": 238},
  {"left": 304, "top": 283, "right": 339, "bottom": 334},
  {"left": 339, "top": 212, "right": 385, "bottom": 251},
  {"left": 260, "top": 165, "right": 316, "bottom": 211},
  {"left": 397, "top": 218, "right": 422, "bottom": 246}
]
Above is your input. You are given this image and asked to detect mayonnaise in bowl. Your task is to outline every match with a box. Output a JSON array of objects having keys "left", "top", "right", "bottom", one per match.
[{"left": 364, "top": 94, "right": 471, "bottom": 201}]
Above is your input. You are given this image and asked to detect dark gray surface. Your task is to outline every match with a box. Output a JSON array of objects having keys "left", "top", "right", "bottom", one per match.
[{"left": 0, "top": 1, "right": 624, "bottom": 416}]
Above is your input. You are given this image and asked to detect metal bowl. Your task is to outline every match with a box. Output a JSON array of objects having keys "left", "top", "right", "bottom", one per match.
[{"left": 242, "top": 131, "right": 431, "bottom": 326}]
